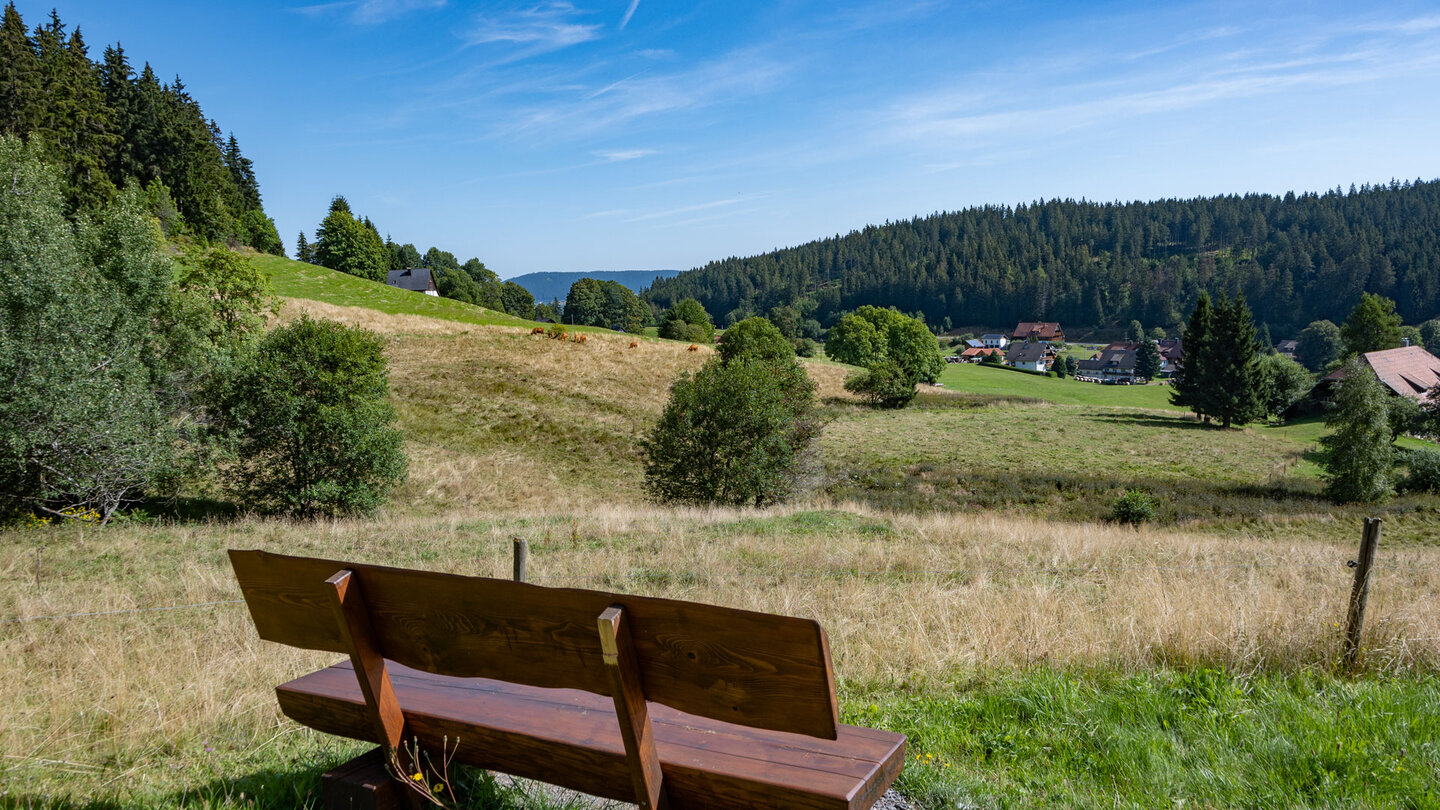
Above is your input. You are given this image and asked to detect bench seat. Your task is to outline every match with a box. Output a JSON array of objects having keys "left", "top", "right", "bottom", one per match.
[{"left": 278, "top": 661, "right": 906, "bottom": 810}]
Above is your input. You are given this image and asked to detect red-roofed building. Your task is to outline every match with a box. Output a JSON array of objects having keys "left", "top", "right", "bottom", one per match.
[
  {"left": 1011, "top": 322, "right": 1064, "bottom": 343},
  {"left": 1324, "top": 345, "right": 1440, "bottom": 401}
]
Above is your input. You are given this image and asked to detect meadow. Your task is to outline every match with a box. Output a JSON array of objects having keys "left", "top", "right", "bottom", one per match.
[{"left": 5, "top": 265, "right": 1440, "bottom": 808}]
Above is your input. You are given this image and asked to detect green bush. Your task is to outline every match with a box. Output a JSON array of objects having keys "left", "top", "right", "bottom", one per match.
[
  {"left": 658, "top": 298, "right": 715, "bottom": 342},
  {"left": 211, "top": 316, "right": 407, "bottom": 517},
  {"left": 844, "top": 360, "right": 917, "bottom": 408},
  {"left": 642, "top": 356, "right": 820, "bottom": 506},
  {"left": 1110, "top": 489, "right": 1156, "bottom": 525},
  {"left": 795, "top": 337, "right": 819, "bottom": 357},
  {"left": 717, "top": 317, "right": 794, "bottom": 364},
  {"left": 1399, "top": 448, "right": 1440, "bottom": 494}
]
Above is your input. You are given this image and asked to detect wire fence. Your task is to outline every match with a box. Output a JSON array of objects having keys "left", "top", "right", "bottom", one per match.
[{"left": 5, "top": 553, "right": 1437, "bottom": 625}]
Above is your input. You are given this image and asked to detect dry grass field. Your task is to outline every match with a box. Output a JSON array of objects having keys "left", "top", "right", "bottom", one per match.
[{"left": 5, "top": 304, "right": 1440, "bottom": 807}]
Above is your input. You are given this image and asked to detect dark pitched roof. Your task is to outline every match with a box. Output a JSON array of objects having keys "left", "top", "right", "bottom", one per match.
[
  {"left": 1276, "top": 340, "right": 1298, "bottom": 353},
  {"left": 386, "top": 267, "right": 434, "bottom": 292},
  {"left": 1012, "top": 322, "right": 1063, "bottom": 340},
  {"left": 1078, "top": 346, "right": 1137, "bottom": 372},
  {"left": 1006, "top": 342, "right": 1047, "bottom": 364}
]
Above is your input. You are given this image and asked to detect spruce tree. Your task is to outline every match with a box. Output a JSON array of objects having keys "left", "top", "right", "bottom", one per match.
[
  {"left": 0, "top": 3, "right": 39, "bottom": 136},
  {"left": 1207, "top": 294, "right": 1264, "bottom": 428},
  {"left": 1135, "top": 338, "right": 1162, "bottom": 380},
  {"left": 1171, "top": 292, "right": 1215, "bottom": 420}
]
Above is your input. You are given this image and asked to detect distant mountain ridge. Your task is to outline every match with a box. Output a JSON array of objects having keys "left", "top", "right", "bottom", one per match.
[{"left": 507, "top": 270, "right": 680, "bottom": 304}]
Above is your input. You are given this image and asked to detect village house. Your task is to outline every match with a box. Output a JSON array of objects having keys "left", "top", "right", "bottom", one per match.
[
  {"left": 957, "top": 347, "right": 1004, "bottom": 363},
  {"left": 1076, "top": 342, "right": 1139, "bottom": 383},
  {"left": 1323, "top": 345, "right": 1440, "bottom": 401},
  {"left": 1011, "top": 321, "right": 1064, "bottom": 344},
  {"left": 386, "top": 267, "right": 438, "bottom": 296},
  {"left": 1276, "top": 339, "right": 1299, "bottom": 362},
  {"left": 1158, "top": 338, "right": 1183, "bottom": 377},
  {"left": 981, "top": 333, "right": 1009, "bottom": 349},
  {"left": 1005, "top": 341, "right": 1049, "bottom": 372}
]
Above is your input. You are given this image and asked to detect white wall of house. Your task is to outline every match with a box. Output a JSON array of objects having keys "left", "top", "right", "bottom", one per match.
[{"left": 1011, "top": 358, "right": 1047, "bottom": 372}]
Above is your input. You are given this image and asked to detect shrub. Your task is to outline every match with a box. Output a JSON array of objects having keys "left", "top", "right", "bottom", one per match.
[
  {"left": 825, "top": 306, "right": 944, "bottom": 385},
  {"left": 845, "top": 360, "right": 916, "bottom": 408},
  {"left": 795, "top": 337, "right": 819, "bottom": 357},
  {"left": 211, "top": 316, "right": 407, "bottom": 517},
  {"left": 717, "top": 317, "right": 794, "bottom": 364},
  {"left": 1319, "top": 360, "right": 1393, "bottom": 503},
  {"left": 547, "top": 322, "right": 567, "bottom": 340},
  {"left": 1399, "top": 448, "right": 1440, "bottom": 494},
  {"left": 642, "top": 356, "right": 820, "bottom": 506},
  {"left": 658, "top": 298, "right": 715, "bottom": 342},
  {"left": 1110, "top": 489, "right": 1156, "bottom": 525}
]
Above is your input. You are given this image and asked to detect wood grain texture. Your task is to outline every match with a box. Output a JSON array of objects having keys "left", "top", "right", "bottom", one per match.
[
  {"left": 320, "top": 748, "right": 402, "bottom": 810},
  {"left": 230, "top": 549, "right": 839, "bottom": 739},
  {"left": 278, "top": 662, "right": 907, "bottom": 810},
  {"left": 599, "top": 606, "right": 670, "bottom": 810}
]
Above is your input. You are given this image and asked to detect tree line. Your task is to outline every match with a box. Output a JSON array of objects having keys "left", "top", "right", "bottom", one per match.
[
  {"left": 296, "top": 195, "right": 540, "bottom": 320},
  {"left": 0, "top": 4, "right": 282, "bottom": 252},
  {"left": 0, "top": 137, "right": 403, "bottom": 524},
  {"left": 643, "top": 180, "right": 1440, "bottom": 338}
]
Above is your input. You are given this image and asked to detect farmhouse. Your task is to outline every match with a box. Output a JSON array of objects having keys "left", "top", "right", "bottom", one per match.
[
  {"left": 1276, "top": 339, "right": 1299, "bottom": 361},
  {"left": 1077, "top": 343, "right": 1139, "bottom": 383},
  {"left": 1158, "top": 338, "right": 1183, "bottom": 377},
  {"left": 1006, "top": 341, "right": 1049, "bottom": 372},
  {"left": 981, "top": 333, "right": 1009, "bottom": 349},
  {"left": 956, "top": 347, "right": 1003, "bottom": 363},
  {"left": 385, "top": 267, "right": 438, "bottom": 296},
  {"left": 1012, "top": 322, "right": 1064, "bottom": 344},
  {"left": 1324, "top": 345, "right": 1440, "bottom": 401}
]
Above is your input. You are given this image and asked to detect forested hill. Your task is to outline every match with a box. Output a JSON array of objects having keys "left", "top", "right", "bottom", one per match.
[
  {"left": 508, "top": 269, "right": 679, "bottom": 304},
  {"left": 0, "top": 5, "right": 282, "bottom": 252},
  {"left": 644, "top": 180, "right": 1440, "bottom": 335}
]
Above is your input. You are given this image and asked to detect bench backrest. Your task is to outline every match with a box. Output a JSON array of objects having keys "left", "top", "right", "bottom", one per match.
[{"left": 229, "top": 550, "right": 839, "bottom": 739}]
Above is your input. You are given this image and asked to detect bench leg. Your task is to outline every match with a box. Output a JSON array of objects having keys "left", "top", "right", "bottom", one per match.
[{"left": 321, "top": 748, "right": 403, "bottom": 810}]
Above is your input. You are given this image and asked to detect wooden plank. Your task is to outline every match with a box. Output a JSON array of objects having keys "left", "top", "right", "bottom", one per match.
[
  {"left": 230, "top": 549, "right": 839, "bottom": 739},
  {"left": 599, "top": 606, "right": 670, "bottom": 810},
  {"left": 276, "top": 662, "right": 906, "bottom": 810},
  {"left": 326, "top": 571, "right": 408, "bottom": 753},
  {"left": 320, "top": 748, "right": 402, "bottom": 810}
]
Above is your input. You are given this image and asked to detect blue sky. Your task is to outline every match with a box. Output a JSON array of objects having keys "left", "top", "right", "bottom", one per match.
[{"left": 18, "top": 0, "right": 1440, "bottom": 276}]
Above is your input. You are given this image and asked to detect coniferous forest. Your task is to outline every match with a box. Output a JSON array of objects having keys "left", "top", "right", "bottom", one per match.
[
  {"left": 0, "top": 4, "right": 282, "bottom": 252},
  {"left": 645, "top": 180, "right": 1440, "bottom": 335}
]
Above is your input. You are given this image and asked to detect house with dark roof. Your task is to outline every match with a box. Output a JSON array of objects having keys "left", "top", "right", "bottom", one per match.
[
  {"left": 1276, "top": 339, "right": 1299, "bottom": 361},
  {"left": 981, "top": 333, "right": 1009, "bottom": 349},
  {"left": 1076, "top": 343, "right": 1139, "bottom": 383},
  {"left": 1157, "top": 338, "right": 1183, "bottom": 377},
  {"left": 386, "top": 267, "right": 438, "bottom": 296},
  {"left": 1005, "top": 341, "right": 1049, "bottom": 372},
  {"left": 1011, "top": 322, "right": 1064, "bottom": 344}
]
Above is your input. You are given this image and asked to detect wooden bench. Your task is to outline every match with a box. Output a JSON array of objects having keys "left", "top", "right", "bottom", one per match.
[{"left": 229, "top": 550, "right": 907, "bottom": 810}]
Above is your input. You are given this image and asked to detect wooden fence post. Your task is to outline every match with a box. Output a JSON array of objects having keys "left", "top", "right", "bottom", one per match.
[
  {"left": 513, "top": 538, "right": 528, "bottom": 583},
  {"left": 1343, "top": 517, "right": 1382, "bottom": 669}
]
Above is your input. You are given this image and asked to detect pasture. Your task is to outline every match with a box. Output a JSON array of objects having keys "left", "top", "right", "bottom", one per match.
[{"left": 6, "top": 299, "right": 1440, "bottom": 808}]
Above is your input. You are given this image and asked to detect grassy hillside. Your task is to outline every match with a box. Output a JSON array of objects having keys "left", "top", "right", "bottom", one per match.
[
  {"left": 252, "top": 253, "right": 540, "bottom": 329},
  {"left": 7, "top": 295, "right": 1440, "bottom": 808},
  {"left": 939, "top": 362, "right": 1182, "bottom": 409}
]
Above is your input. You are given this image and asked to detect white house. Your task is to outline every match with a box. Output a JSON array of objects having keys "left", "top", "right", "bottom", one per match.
[
  {"left": 1005, "top": 341, "right": 1048, "bottom": 372},
  {"left": 981, "top": 333, "right": 1009, "bottom": 349}
]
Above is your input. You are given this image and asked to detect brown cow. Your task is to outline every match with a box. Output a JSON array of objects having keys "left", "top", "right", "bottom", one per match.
[
  {"left": 530, "top": 327, "right": 545, "bottom": 335},
  {"left": 687, "top": 344, "right": 699, "bottom": 352},
  {"left": 629, "top": 341, "right": 639, "bottom": 349}
]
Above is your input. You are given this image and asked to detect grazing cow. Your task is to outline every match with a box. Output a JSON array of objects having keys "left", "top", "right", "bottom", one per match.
[
  {"left": 629, "top": 341, "right": 639, "bottom": 349},
  {"left": 578, "top": 334, "right": 588, "bottom": 343},
  {"left": 530, "top": 327, "right": 545, "bottom": 335},
  {"left": 688, "top": 344, "right": 699, "bottom": 352}
]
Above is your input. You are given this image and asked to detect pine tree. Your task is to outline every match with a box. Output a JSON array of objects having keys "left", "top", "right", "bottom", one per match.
[
  {"left": 0, "top": 3, "right": 39, "bottom": 135},
  {"left": 1171, "top": 292, "right": 1214, "bottom": 419},
  {"left": 1135, "top": 338, "right": 1162, "bottom": 380},
  {"left": 1207, "top": 294, "right": 1264, "bottom": 428},
  {"left": 295, "top": 231, "right": 311, "bottom": 263},
  {"left": 1340, "top": 293, "right": 1403, "bottom": 357}
]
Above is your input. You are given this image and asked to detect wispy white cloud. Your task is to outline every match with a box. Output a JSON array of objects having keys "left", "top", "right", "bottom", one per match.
[
  {"left": 294, "top": 0, "right": 445, "bottom": 24},
  {"left": 619, "top": 0, "right": 640, "bottom": 30},
  {"left": 594, "top": 148, "right": 657, "bottom": 162},
  {"left": 625, "top": 197, "right": 751, "bottom": 223},
  {"left": 465, "top": 3, "right": 601, "bottom": 53}
]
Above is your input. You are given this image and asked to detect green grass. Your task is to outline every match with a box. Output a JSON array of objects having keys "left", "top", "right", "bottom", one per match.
[
  {"left": 250, "top": 253, "right": 540, "bottom": 329},
  {"left": 939, "top": 362, "right": 1182, "bottom": 409},
  {"left": 852, "top": 669, "right": 1440, "bottom": 809}
]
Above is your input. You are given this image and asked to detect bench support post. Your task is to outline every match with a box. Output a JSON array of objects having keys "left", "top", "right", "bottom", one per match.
[
  {"left": 598, "top": 606, "right": 670, "bottom": 810},
  {"left": 326, "top": 570, "right": 422, "bottom": 808}
]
